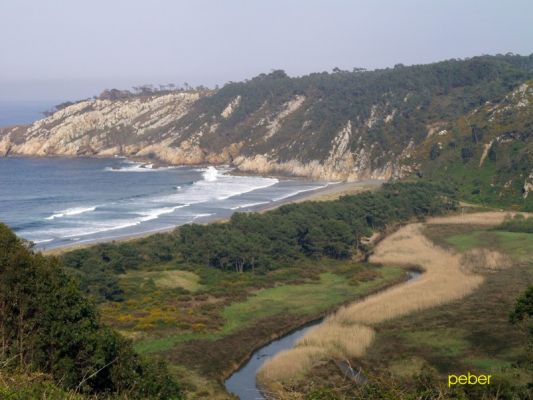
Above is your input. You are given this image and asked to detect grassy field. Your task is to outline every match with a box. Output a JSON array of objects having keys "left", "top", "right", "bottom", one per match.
[
  {"left": 446, "top": 230, "right": 533, "bottom": 262},
  {"left": 97, "top": 257, "right": 405, "bottom": 399}
]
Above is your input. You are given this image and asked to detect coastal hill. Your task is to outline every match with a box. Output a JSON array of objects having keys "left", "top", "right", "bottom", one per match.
[{"left": 1, "top": 54, "right": 532, "bottom": 206}]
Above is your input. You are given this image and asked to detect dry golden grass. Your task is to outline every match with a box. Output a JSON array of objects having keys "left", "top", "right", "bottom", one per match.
[
  {"left": 330, "top": 223, "right": 483, "bottom": 326},
  {"left": 296, "top": 322, "right": 374, "bottom": 359},
  {"left": 460, "top": 248, "right": 512, "bottom": 273},
  {"left": 259, "top": 323, "right": 374, "bottom": 386},
  {"left": 257, "top": 346, "right": 326, "bottom": 385},
  {"left": 258, "top": 218, "right": 498, "bottom": 388},
  {"left": 427, "top": 211, "right": 531, "bottom": 226}
]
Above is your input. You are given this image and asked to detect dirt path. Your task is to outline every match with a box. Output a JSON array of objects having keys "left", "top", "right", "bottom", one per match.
[{"left": 258, "top": 213, "right": 512, "bottom": 389}]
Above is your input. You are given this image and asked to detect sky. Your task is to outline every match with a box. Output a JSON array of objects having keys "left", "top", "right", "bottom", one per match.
[{"left": 1, "top": 0, "right": 532, "bottom": 101}]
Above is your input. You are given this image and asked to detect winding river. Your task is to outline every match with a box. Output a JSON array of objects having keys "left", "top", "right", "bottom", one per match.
[{"left": 224, "top": 270, "right": 421, "bottom": 400}]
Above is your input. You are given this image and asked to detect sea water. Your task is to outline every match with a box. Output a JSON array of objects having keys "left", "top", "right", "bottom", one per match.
[
  {"left": 0, "top": 100, "right": 58, "bottom": 127},
  {"left": 0, "top": 157, "right": 329, "bottom": 249}
]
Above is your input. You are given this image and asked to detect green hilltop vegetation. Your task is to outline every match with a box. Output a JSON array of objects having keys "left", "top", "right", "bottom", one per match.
[
  {"left": 179, "top": 54, "right": 533, "bottom": 162},
  {"left": 411, "top": 78, "right": 533, "bottom": 210}
]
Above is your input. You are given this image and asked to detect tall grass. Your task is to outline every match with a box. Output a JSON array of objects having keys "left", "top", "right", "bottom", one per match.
[
  {"left": 257, "top": 346, "right": 326, "bottom": 386},
  {"left": 461, "top": 248, "right": 512, "bottom": 273},
  {"left": 296, "top": 322, "right": 374, "bottom": 359},
  {"left": 427, "top": 211, "right": 531, "bottom": 226},
  {"left": 330, "top": 224, "right": 484, "bottom": 326}
]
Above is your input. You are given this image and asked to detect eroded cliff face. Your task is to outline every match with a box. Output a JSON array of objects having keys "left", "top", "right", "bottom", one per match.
[
  {"left": 0, "top": 92, "right": 200, "bottom": 157},
  {"left": 0, "top": 91, "right": 414, "bottom": 181}
]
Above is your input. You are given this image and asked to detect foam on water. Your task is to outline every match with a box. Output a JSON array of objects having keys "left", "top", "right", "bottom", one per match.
[
  {"left": 45, "top": 206, "right": 97, "bottom": 220},
  {"left": 203, "top": 166, "right": 219, "bottom": 182},
  {"left": 192, "top": 213, "right": 213, "bottom": 220},
  {"left": 23, "top": 165, "right": 277, "bottom": 242},
  {"left": 33, "top": 238, "right": 54, "bottom": 244},
  {"left": 137, "top": 204, "right": 189, "bottom": 222},
  {"left": 104, "top": 162, "right": 181, "bottom": 172},
  {"left": 153, "top": 167, "right": 279, "bottom": 205},
  {"left": 230, "top": 201, "right": 270, "bottom": 210}
]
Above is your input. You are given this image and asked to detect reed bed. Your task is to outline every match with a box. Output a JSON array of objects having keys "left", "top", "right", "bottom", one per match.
[
  {"left": 427, "top": 211, "right": 531, "bottom": 226},
  {"left": 461, "top": 248, "right": 512, "bottom": 273},
  {"left": 257, "top": 346, "right": 326, "bottom": 385},
  {"left": 296, "top": 322, "right": 375, "bottom": 359},
  {"left": 258, "top": 219, "right": 491, "bottom": 387},
  {"left": 330, "top": 224, "right": 483, "bottom": 325}
]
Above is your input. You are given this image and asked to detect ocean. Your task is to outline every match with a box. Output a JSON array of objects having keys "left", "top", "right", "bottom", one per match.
[
  {"left": 0, "top": 100, "right": 59, "bottom": 127},
  {"left": 0, "top": 156, "right": 329, "bottom": 250}
]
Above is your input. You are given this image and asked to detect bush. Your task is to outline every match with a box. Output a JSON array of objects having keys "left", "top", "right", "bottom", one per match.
[
  {"left": 496, "top": 214, "right": 533, "bottom": 233},
  {"left": 0, "top": 224, "right": 182, "bottom": 399}
]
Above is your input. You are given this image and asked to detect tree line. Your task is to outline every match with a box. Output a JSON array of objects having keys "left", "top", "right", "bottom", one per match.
[
  {"left": 63, "top": 182, "right": 457, "bottom": 301},
  {"left": 179, "top": 182, "right": 456, "bottom": 272}
]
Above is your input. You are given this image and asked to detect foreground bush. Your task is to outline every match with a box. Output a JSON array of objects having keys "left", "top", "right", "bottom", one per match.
[{"left": 0, "top": 224, "right": 182, "bottom": 399}]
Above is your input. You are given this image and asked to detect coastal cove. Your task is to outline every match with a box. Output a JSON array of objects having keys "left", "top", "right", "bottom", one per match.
[
  {"left": 1, "top": 2, "right": 532, "bottom": 398},
  {"left": 0, "top": 156, "right": 350, "bottom": 250}
]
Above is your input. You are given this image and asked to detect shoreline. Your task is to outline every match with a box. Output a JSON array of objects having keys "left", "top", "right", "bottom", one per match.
[{"left": 43, "top": 179, "right": 383, "bottom": 256}]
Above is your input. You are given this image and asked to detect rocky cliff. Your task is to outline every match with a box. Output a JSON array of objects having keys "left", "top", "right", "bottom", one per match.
[{"left": 1, "top": 55, "right": 533, "bottom": 184}]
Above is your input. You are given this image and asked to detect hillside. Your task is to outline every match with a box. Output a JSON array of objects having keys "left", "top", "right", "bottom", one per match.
[
  {"left": 411, "top": 79, "right": 533, "bottom": 210},
  {"left": 1, "top": 54, "right": 532, "bottom": 193}
]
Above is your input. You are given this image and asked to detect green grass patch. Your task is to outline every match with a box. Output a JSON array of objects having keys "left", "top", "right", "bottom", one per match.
[
  {"left": 494, "top": 231, "right": 533, "bottom": 262},
  {"left": 222, "top": 268, "right": 401, "bottom": 333},
  {"left": 465, "top": 357, "right": 513, "bottom": 373},
  {"left": 445, "top": 231, "right": 485, "bottom": 252},
  {"left": 387, "top": 356, "right": 429, "bottom": 378},
  {"left": 134, "top": 266, "right": 404, "bottom": 354},
  {"left": 121, "top": 269, "right": 203, "bottom": 292},
  {"left": 402, "top": 329, "right": 469, "bottom": 357},
  {"left": 445, "top": 230, "right": 533, "bottom": 262}
]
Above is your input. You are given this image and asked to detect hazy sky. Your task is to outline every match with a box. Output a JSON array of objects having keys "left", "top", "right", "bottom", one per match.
[{"left": 1, "top": 0, "right": 532, "bottom": 101}]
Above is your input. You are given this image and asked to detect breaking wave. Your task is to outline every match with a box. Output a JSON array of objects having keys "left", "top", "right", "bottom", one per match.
[
  {"left": 153, "top": 167, "right": 278, "bottom": 205},
  {"left": 45, "top": 206, "right": 96, "bottom": 220},
  {"left": 230, "top": 201, "right": 270, "bottom": 210}
]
